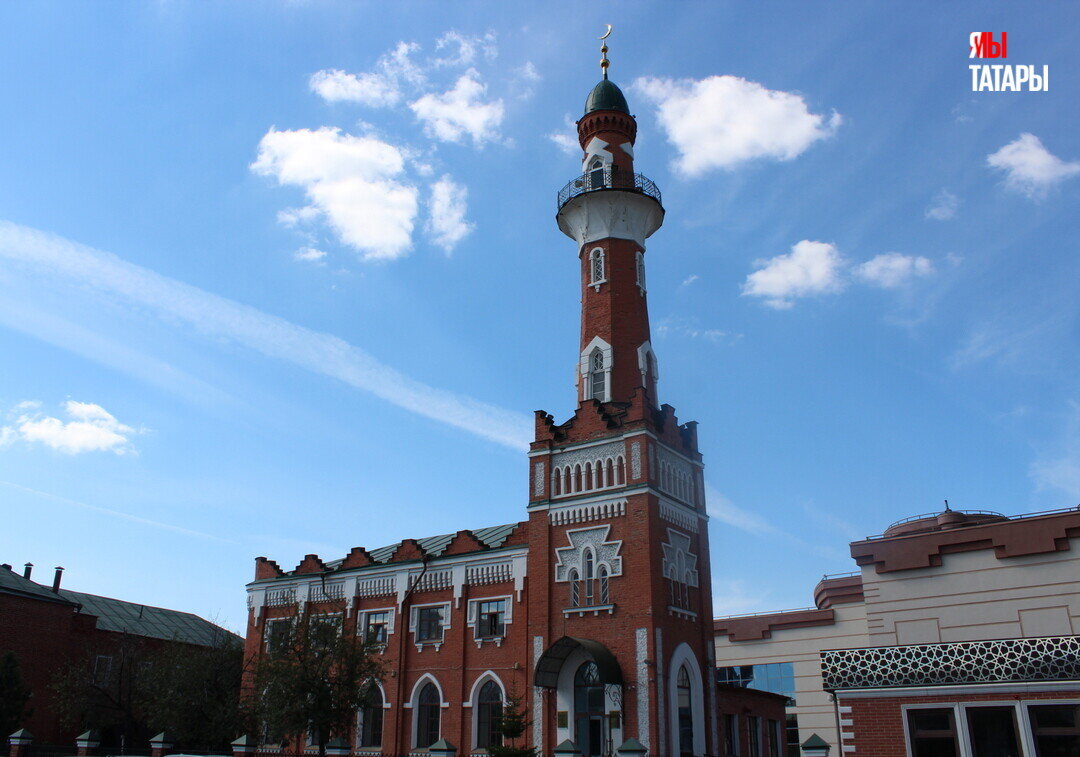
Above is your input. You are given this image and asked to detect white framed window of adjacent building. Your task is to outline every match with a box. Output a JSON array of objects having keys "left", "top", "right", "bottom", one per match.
[
  {"left": 409, "top": 602, "right": 451, "bottom": 650},
  {"left": 901, "top": 700, "right": 1080, "bottom": 757},
  {"left": 358, "top": 608, "right": 394, "bottom": 646},
  {"left": 467, "top": 596, "right": 512, "bottom": 645}
]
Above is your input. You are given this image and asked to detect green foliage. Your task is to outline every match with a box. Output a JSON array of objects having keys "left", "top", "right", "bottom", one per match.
[
  {"left": 487, "top": 688, "right": 537, "bottom": 757},
  {"left": 245, "top": 610, "right": 383, "bottom": 757},
  {"left": 0, "top": 651, "right": 32, "bottom": 736}
]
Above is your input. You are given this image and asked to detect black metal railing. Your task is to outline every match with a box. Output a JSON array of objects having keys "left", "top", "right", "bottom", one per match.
[{"left": 557, "top": 166, "right": 662, "bottom": 210}]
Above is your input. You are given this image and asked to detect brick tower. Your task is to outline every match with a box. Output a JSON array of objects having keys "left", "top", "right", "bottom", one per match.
[{"left": 526, "top": 52, "right": 718, "bottom": 757}]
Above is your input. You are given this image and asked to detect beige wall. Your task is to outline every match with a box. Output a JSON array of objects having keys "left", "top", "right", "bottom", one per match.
[
  {"left": 714, "top": 603, "right": 868, "bottom": 751},
  {"left": 861, "top": 536, "right": 1080, "bottom": 645}
]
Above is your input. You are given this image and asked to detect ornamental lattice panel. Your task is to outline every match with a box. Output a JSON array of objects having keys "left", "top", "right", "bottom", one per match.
[{"left": 821, "top": 635, "right": 1080, "bottom": 690}]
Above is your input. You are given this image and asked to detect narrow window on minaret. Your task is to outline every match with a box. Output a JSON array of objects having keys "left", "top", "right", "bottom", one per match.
[
  {"left": 590, "top": 350, "right": 605, "bottom": 401},
  {"left": 590, "top": 247, "right": 605, "bottom": 286},
  {"left": 635, "top": 251, "right": 646, "bottom": 293},
  {"left": 584, "top": 551, "right": 595, "bottom": 605},
  {"left": 569, "top": 570, "right": 580, "bottom": 607}
]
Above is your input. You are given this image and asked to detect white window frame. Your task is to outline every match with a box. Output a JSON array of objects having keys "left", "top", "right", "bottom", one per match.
[
  {"left": 589, "top": 247, "right": 607, "bottom": 290},
  {"left": 355, "top": 680, "right": 390, "bottom": 753},
  {"left": 635, "top": 250, "right": 646, "bottom": 294},
  {"left": 263, "top": 617, "right": 293, "bottom": 653},
  {"left": 900, "top": 699, "right": 1080, "bottom": 757},
  {"left": 467, "top": 596, "right": 513, "bottom": 646},
  {"left": 358, "top": 607, "right": 395, "bottom": 646},
  {"left": 409, "top": 602, "right": 451, "bottom": 651},
  {"left": 466, "top": 672, "right": 508, "bottom": 751},
  {"left": 579, "top": 337, "right": 613, "bottom": 403},
  {"left": 406, "top": 674, "right": 449, "bottom": 749}
]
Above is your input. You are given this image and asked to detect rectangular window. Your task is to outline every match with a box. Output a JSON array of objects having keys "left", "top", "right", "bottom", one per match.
[
  {"left": 265, "top": 618, "right": 292, "bottom": 653},
  {"left": 906, "top": 708, "right": 959, "bottom": 757},
  {"left": 723, "top": 713, "right": 739, "bottom": 757},
  {"left": 716, "top": 662, "right": 796, "bottom": 702},
  {"left": 476, "top": 600, "right": 506, "bottom": 638},
  {"left": 309, "top": 614, "right": 342, "bottom": 650},
  {"left": 92, "top": 655, "right": 112, "bottom": 685},
  {"left": 363, "top": 611, "right": 389, "bottom": 645},
  {"left": 785, "top": 713, "right": 800, "bottom": 757},
  {"left": 417, "top": 606, "right": 444, "bottom": 642},
  {"left": 1029, "top": 704, "right": 1080, "bottom": 757},
  {"left": 767, "top": 719, "right": 781, "bottom": 757},
  {"left": 965, "top": 706, "right": 1021, "bottom": 756},
  {"left": 748, "top": 715, "right": 761, "bottom": 757}
]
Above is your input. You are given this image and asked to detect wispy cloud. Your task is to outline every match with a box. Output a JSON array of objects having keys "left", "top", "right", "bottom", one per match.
[
  {"left": 1030, "top": 400, "right": 1080, "bottom": 500},
  {"left": 925, "top": 189, "right": 959, "bottom": 220},
  {"left": 854, "top": 252, "right": 934, "bottom": 289},
  {"left": 712, "top": 579, "right": 771, "bottom": 615},
  {"left": 0, "top": 221, "right": 533, "bottom": 450},
  {"left": 655, "top": 316, "right": 734, "bottom": 344},
  {"left": 0, "top": 479, "right": 232, "bottom": 543}
]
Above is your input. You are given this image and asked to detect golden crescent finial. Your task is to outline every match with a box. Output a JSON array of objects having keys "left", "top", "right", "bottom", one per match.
[
  {"left": 599, "top": 24, "right": 613, "bottom": 40},
  {"left": 599, "top": 25, "right": 612, "bottom": 79}
]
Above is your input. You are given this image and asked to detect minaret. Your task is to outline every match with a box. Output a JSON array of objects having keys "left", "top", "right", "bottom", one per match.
[{"left": 556, "top": 46, "right": 665, "bottom": 407}]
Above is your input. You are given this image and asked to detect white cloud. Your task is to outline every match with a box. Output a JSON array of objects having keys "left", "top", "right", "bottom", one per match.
[
  {"left": 4, "top": 400, "right": 138, "bottom": 455},
  {"left": 634, "top": 75, "right": 841, "bottom": 176},
  {"left": 854, "top": 252, "right": 934, "bottom": 289},
  {"left": 409, "top": 69, "right": 505, "bottom": 146},
  {"left": 277, "top": 206, "right": 320, "bottom": 228},
  {"left": 293, "top": 246, "right": 327, "bottom": 263},
  {"left": 925, "top": 189, "right": 958, "bottom": 220},
  {"left": 251, "top": 126, "right": 419, "bottom": 261},
  {"left": 0, "top": 221, "right": 533, "bottom": 451},
  {"left": 681, "top": 274, "right": 699, "bottom": 287},
  {"left": 742, "top": 240, "right": 845, "bottom": 309},
  {"left": 380, "top": 41, "right": 426, "bottom": 87},
  {"left": 309, "top": 69, "right": 400, "bottom": 108},
  {"left": 432, "top": 31, "right": 497, "bottom": 68},
  {"left": 987, "top": 133, "right": 1080, "bottom": 198},
  {"left": 655, "top": 316, "right": 731, "bottom": 343},
  {"left": 426, "top": 175, "right": 473, "bottom": 253},
  {"left": 548, "top": 114, "right": 579, "bottom": 155},
  {"left": 706, "top": 486, "right": 777, "bottom": 536}
]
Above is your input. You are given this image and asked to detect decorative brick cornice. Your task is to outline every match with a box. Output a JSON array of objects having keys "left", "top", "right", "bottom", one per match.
[
  {"left": 851, "top": 508, "right": 1080, "bottom": 573},
  {"left": 293, "top": 554, "right": 326, "bottom": 575},
  {"left": 714, "top": 607, "right": 836, "bottom": 641}
]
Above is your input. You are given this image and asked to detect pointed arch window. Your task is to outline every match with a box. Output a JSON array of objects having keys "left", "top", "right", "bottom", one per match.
[
  {"left": 584, "top": 550, "right": 595, "bottom": 605},
  {"left": 590, "top": 349, "right": 606, "bottom": 401},
  {"left": 636, "top": 250, "right": 647, "bottom": 292},
  {"left": 416, "top": 683, "right": 441, "bottom": 748},
  {"left": 598, "top": 565, "right": 610, "bottom": 604},
  {"left": 569, "top": 569, "right": 580, "bottom": 607},
  {"left": 476, "top": 681, "right": 504, "bottom": 749},
  {"left": 588, "top": 158, "right": 606, "bottom": 190},
  {"left": 356, "top": 683, "right": 383, "bottom": 749},
  {"left": 677, "top": 665, "right": 694, "bottom": 756},
  {"left": 590, "top": 247, "right": 606, "bottom": 286}
]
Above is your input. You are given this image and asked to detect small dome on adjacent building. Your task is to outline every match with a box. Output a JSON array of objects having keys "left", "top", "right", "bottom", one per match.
[{"left": 585, "top": 79, "right": 630, "bottom": 114}]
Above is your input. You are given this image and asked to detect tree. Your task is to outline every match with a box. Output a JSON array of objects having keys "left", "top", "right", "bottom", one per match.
[
  {"left": 0, "top": 651, "right": 33, "bottom": 737},
  {"left": 488, "top": 687, "right": 537, "bottom": 757},
  {"left": 245, "top": 609, "right": 383, "bottom": 757}
]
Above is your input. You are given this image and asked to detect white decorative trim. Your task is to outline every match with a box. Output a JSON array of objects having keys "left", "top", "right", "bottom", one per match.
[
  {"left": 557, "top": 190, "right": 664, "bottom": 248},
  {"left": 554, "top": 525, "right": 623, "bottom": 582},
  {"left": 668, "top": 643, "right": 707, "bottom": 757},
  {"left": 661, "top": 529, "right": 699, "bottom": 588},
  {"left": 357, "top": 607, "right": 396, "bottom": 638},
  {"left": 659, "top": 499, "right": 699, "bottom": 533},
  {"left": 654, "top": 628, "right": 666, "bottom": 752},
  {"left": 579, "top": 336, "right": 613, "bottom": 403},
  {"left": 465, "top": 562, "right": 513, "bottom": 585},
  {"left": 408, "top": 674, "right": 447, "bottom": 748},
  {"left": 636, "top": 628, "right": 651, "bottom": 751},
  {"left": 636, "top": 341, "right": 658, "bottom": 385},
  {"left": 656, "top": 444, "right": 697, "bottom": 506},
  {"left": 533, "top": 461, "right": 545, "bottom": 497},
  {"left": 588, "top": 247, "right": 607, "bottom": 291},
  {"left": 549, "top": 498, "right": 626, "bottom": 526},
  {"left": 630, "top": 441, "right": 642, "bottom": 480},
  {"left": 562, "top": 604, "right": 616, "bottom": 617},
  {"left": 532, "top": 636, "right": 544, "bottom": 752},
  {"left": 409, "top": 602, "right": 451, "bottom": 651}
]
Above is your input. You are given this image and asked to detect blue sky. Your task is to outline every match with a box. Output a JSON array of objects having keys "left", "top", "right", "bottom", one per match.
[{"left": 0, "top": 2, "right": 1077, "bottom": 631}]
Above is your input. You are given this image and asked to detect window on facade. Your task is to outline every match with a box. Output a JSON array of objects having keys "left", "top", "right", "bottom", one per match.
[
  {"left": 476, "top": 681, "right": 504, "bottom": 749},
  {"left": 574, "top": 662, "right": 606, "bottom": 757},
  {"left": 356, "top": 684, "right": 383, "bottom": 748},
  {"left": 635, "top": 251, "right": 646, "bottom": 291},
  {"left": 598, "top": 565, "right": 610, "bottom": 604},
  {"left": 1029, "top": 704, "right": 1080, "bottom": 756},
  {"left": 309, "top": 614, "right": 342, "bottom": 651},
  {"left": 723, "top": 713, "right": 739, "bottom": 757},
  {"left": 767, "top": 719, "right": 781, "bottom": 757},
  {"left": 588, "top": 159, "right": 605, "bottom": 190},
  {"left": 964, "top": 706, "right": 1021, "bottom": 757},
  {"left": 785, "top": 713, "right": 800, "bottom": 757},
  {"left": 569, "top": 570, "right": 580, "bottom": 607},
  {"left": 748, "top": 715, "right": 762, "bottom": 757},
  {"left": 590, "top": 248, "right": 605, "bottom": 284},
  {"left": 677, "top": 665, "right": 694, "bottom": 757},
  {"left": 265, "top": 619, "right": 292, "bottom": 654},
  {"left": 717, "top": 663, "right": 796, "bottom": 702},
  {"left": 590, "top": 350, "right": 605, "bottom": 401},
  {"left": 584, "top": 551, "right": 595, "bottom": 605},
  {"left": 416, "top": 683, "right": 441, "bottom": 748},
  {"left": 416, "top": 606, "right": 445, "bottom": 643},
  {"left": 92, "top": 655, "right": 113, "bottom": 685},
  {"left": 476, "top": 600, "right": 506, "bottom": 638},
  {"left": 906, "top": 708, "right": 959, "bottom": 757},
  {"left": 363, "top": 611, "right": 389, "bottom": 645}
]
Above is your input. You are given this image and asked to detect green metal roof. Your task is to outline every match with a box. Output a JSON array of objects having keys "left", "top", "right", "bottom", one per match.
[
  {"left": 0, "top": 565, "right": 79, "bottom": 606},
  {"left": 57, "top": 587, "right": 240, "bottom": 647},
  {"left": 316, "top": 523, "right": 522, "bottom": 574},
  {"left": 584, "top": 79, "right": 629, "bottom": 114}
]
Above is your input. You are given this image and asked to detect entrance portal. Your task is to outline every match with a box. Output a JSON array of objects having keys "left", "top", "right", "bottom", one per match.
[{"left": 574, "top": 661, "right": 606, "bottom": 756}]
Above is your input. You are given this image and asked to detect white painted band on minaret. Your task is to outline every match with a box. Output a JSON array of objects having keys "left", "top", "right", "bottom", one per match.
[{"left": 557, "top": 190, "right": 665, "bottom": 247}]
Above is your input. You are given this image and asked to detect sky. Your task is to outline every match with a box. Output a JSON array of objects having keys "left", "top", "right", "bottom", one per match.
[{"left": 0, "top": 2, "right": 1077, "bottom": 632}]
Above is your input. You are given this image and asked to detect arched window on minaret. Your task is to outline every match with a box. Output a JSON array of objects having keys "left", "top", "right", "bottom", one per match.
[
  {"left": 584, "top": 462, "right": 593, "bottom": 491},
  {"left": 605, "top": 458, "right": 614, "bottom": 487},
  {"left": 553, "top": 469, "right": 561, "bottom": 496},
  {"left": 590, "top": 247, "right": 606, "bottom": 287},
  {"left": 589, "top": 349, "right": 606, "bottom": 401},
  {"left": 583, "top": 550, "right": 595, "bottom": 605},
  {"left": 635, "top": 250, "right": 646, "bottom": 293},
  {"left": 564, "top": 467, "right": 572, "bottom": 494},
  {"left": 569, "top": 569, "right": 580, "bottom": 607},
  {"left": 587, "top": 157, "right": 605, "bottom": 190},
  {"left": 598, "top": 565, "right": 610, "bottom": 604},
  {"left": 616, "top": 456, "right": 625, "bottom": 485}
]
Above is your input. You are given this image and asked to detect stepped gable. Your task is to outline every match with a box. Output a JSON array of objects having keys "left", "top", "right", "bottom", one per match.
[
  {"left": 254, "top": 556, "right": 284, "bottom": 579},
  {"left": 340, "top": 546, "right": 374, "bottom": 569},
  {"left": 442, "top": 530, "right": 488, "bottom": 556},
  {"left": 294, "top": 554, "right": 326, "bottom": 574},
  {"left": 389, "top": 538, "right": 427, "bottom": 562}
]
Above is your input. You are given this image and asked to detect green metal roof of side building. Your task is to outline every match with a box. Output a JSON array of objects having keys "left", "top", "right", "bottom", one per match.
[{"left": 319, "top": 522, "right": 522, "bottom": 572}]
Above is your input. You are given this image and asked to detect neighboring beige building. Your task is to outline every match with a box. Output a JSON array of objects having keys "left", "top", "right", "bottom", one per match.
[{"left": 713, "top": 505, "right": 1080, "bottom": 756}]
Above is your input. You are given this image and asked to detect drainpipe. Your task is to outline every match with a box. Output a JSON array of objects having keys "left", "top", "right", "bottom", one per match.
[{"left": 392, "top": 555, "right": 431, "bottom": 757}]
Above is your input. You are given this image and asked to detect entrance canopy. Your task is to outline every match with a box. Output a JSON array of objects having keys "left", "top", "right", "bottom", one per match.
[{"left": 534, "top": 636, "right": 624, "bottom": 689}]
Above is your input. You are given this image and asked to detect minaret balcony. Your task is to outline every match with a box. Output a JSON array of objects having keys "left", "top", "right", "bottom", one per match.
[{"left": 557, "top": 166, "right": 662, "bottom": 211}]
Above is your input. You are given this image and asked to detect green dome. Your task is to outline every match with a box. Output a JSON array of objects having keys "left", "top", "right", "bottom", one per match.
[{"left": 584, "top": 79, "right": 629, "bottom": 114}]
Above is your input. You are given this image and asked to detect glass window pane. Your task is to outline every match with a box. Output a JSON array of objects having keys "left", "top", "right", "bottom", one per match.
[
  {"left": 1029, "top": 704, "right": 1080, "bottom": 757},
  {"left": 965, "top": 706, "right": 1021, "bottom": 757},
  {"left": 907, "top": 708, "right": 958, "bottom": 757}
]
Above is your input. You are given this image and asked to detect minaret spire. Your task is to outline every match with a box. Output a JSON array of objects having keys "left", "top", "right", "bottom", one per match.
[{"left": 599, "top": 24, "right": 612, "bottom": 80}]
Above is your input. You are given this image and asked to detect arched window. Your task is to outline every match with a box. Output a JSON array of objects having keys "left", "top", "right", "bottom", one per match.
[
  {"left": 553, "top": 471, "right": 561, "bottom": 496},
  {"left": 590, "top": 248, "right": 605, "bottom": 285},
  {"left": 598, "top": 565, "right": 610, "bottom": 604},
  {"left": 476, "top": 681, "right": 503, "bottom": 749},
  {"left": 616, "top": 457, "right": 625, "bottom": 485},
  {"left": 584, "top": 462, "right": 593, "bottom": 491},
  {"left": 588, "top": 158, "right": 605, "bottom": 190},
  {"left": 584, "top": 550, "right": 595, "bottom": 605},
  {"left": 416, "top": 683, "right": 441, "bottom": 748},
  {"left": 357, "top": 683, "right": 383, "bottom": 748},
  {"left": 590, "top": 350, "right": 605, "bottom": 401},
  {"left": 563, "top": 467, "right": 572, "bottom": 494},
  {"left": 605, "top": 459, "right": 614, "bottom": 487},
  {"left": 574, "top": 662, "right": 606, "bottom": 756},
  {"left": 569, "top": 569, "right": 580, "bottom": 607},
  {"left": 635, "top": 250, "right": 646, "bottom": 292},
  {"left": 677, "top": 666, "right": 694, "bottom": 757},
  {"left": 574, "top": 464, "right": 583, "bottom": 492}
]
